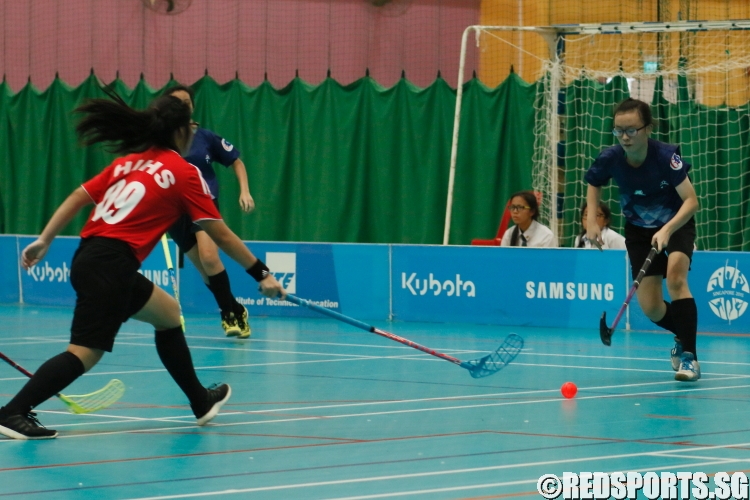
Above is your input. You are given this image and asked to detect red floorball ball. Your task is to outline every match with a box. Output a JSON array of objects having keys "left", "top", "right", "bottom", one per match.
[{"left": 561, "top": 382, "right": 577, "bottom": 399}]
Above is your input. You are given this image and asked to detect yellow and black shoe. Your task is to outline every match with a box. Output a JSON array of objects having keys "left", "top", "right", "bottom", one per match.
[
  {"left": 235, "top": 305, "right": 251, "bottom": 339},
  {"left": 221, "top": 311, "right": 241, "bottom": 337}
]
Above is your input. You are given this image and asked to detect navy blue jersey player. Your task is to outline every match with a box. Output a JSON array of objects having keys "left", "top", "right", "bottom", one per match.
[
  {"left": 585, "top": 98, "right": 701, "bottom": 381},
  {"left": 166, "top": 84, "right": 256, "bottom": 339}
]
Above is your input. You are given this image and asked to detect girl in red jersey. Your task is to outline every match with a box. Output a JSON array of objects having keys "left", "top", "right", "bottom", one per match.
[{"left": 0, "top": 93, "right": 284, "bottom": 440}]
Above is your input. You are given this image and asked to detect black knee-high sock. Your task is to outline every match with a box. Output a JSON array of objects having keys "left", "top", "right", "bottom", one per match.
[
  {"left": 671, "top": 298, "right": 698, "bottom": 360},
  {"left": 0, "top": 352, "right": 84, "bottom": 417},
  {"left": 154, "top": 326, "right": 206, "bottom": 407},
  {"left": 207, "top": 270, "right": 238, "bottom": 315},
  {"left": 653, "top": 300, "right": 679, "bottom": 336}
]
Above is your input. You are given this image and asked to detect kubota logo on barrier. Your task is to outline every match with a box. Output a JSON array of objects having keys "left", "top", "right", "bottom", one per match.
[
  {"left": 401, "top": 273, "right": 476, "bottom": 297},
  {"left": 27, "top": 262, "right": 70, "bottom": 282}
]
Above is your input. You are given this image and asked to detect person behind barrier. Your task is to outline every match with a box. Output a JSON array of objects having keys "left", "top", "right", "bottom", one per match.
[
  {"left": 499, "top": 191, "right": 557, "bottom": 248},
  {"left": 573, "top": 201, "right": 626, "bottom": 249},
  {"left": 585, "top": 97, "right": 700, "bottom": 382}
]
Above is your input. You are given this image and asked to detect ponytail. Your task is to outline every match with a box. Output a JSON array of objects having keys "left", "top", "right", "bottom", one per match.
[{"left": 75, "top": 92, "right": 191, "bottom": 155}]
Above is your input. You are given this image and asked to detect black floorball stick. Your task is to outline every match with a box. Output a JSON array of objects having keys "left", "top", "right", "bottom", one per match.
[
  {"left": 600, "top": 245, "right": 658, "bottom": 346},
  {"left": 283, "top": 294, "right": 524, "bottom": 378}
]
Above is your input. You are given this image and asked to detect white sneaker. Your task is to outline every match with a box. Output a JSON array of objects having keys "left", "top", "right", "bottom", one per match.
[
  {"left": 675, "top": 352, "right": 700, "bottom": 382},
  {"left": 670, "top": 337, "right": 683, "bottom": 371}
]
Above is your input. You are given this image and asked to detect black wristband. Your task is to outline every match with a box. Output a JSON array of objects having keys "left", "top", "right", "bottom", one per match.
[{"left": 246, "top": 259, "right": 270, "bottom": 282}]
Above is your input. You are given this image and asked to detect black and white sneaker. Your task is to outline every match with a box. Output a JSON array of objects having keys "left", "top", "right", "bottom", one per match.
[
  {"left": 192, "top": 383, "right": 232, "bottom": 426},
  {"left": 0, "top": 412, "right": 57, "bottom": 440}
]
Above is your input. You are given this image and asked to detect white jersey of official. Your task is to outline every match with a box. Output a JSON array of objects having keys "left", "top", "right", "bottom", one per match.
[
  {"left": 573, "top": 226, "right": 626, "bottom": 250},
  {"left": 500, "top": 220, "right": 558, "bottom": 248}
]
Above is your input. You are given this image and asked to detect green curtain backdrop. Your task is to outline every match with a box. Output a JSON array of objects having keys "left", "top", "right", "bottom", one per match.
[
  {"left": 0, "top": 74, "right": 537, "bottom": 245},
  {"left": 3, "top": 72, "right": 750, "bottom": 249}
]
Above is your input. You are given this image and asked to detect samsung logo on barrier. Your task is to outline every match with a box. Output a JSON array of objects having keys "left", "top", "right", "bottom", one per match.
[
  {"left": 525, "top": 281, "right": 615, "bottom": 301},
  {"left": 402, "top": 273, "right": 476, "bottom": 297},
  {"left": 27, "top": 262, "right": 70, "bottom": 282},
  {"left": 139, "top": 269, "right": 170, "bottom": 286}
]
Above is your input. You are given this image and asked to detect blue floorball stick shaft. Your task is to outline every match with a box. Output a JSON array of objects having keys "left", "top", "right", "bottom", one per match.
[{"left": 283, "top": 294, "right": 523, "bottom": 379}]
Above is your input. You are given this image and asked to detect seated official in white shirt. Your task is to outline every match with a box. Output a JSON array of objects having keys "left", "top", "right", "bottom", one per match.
[
  {"left": 499, "top": 191, "right": 558, "bottom": 248},
  {"left": 573, "top": 201, "right": 626, "bottom": 249}
]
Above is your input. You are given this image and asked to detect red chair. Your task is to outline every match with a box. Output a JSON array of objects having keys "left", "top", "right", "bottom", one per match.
[{"left": 471, "top": 191, "right": 543, "bottom": 246}]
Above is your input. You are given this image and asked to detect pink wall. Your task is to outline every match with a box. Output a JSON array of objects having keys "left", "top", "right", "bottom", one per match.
[{"left": 0, "top": 0, "right": 479, "bottom": 92}]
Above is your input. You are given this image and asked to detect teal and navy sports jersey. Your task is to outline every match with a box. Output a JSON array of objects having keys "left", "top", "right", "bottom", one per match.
[
  {"left": 184, "top": 128, "right": 241, "bottom": 199},
  {"left": 584, "top": 139, "right": 690, "bottom": 228}
]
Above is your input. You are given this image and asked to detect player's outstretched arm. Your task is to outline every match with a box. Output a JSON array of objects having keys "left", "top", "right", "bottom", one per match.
[
  {"left": 231, "top": 159, "right": 255, "bottom": 213},
  {"left": 22, "top": 187, "right": 93, "bottom": 269},
  {"left": 198, "top": 219, "right": 284, "bottom": 298}
]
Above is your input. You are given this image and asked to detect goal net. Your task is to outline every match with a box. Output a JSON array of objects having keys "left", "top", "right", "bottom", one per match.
[{"left": 446, "top": 22, "right": 750, "bottom": 250}]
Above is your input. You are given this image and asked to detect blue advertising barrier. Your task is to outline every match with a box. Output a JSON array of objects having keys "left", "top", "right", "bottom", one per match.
[
  {"left": 15, "top": 236, "right": 175, "bottom": 307},
  {"left": 629, "top": 250, "right": 750, "bottom": 334},
  {"left": 1, "top": 233, "right": 748, "bottom": 334},
  {"left": 392, "top": 246, "right": 627, "bottom": 329},
  {"left": 0, "top": 236, "right": 19, "bottom": 303},
  {"left": 179, "top": 242, "right": 390, "bottom": 321}
]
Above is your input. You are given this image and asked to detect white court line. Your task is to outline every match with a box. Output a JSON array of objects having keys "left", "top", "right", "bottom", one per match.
[
  {"left": 41, "top": 374, "right": 750, "bottom": 429},
  {"left": 122, "top": 455, "right": 750, "bottom": 500},
  {"left": 45, "top": 376, "right": 734, "bottom": 428},
  {"left": 325, "top": 458, "right": 745, "bottom": 500},
  {"left": 10, "top": 380, "right": 750, "bottom": 438},
  {"left": 1, "top": 352, "right": 749, "bottom": 385},
  {"left": 527, "top": 351, "right": 750, "bottom": 368},
  {"left": 651, "top": 453, "right": 738, "bottom": 461},
  {"left": 115, "top": 341, "right": 391, "bottom": 359},
  {"left": 149, "top": 374, "right": 750, "bottom": 423},
  {"left": 4, "top": 331, "right": 750, "bottom": 368},
  {"left": 511, "top": 361, "right": 750, "bottom": 379},
  {"left": 0, "top": 339, "right": 69, "bottom": 346}
]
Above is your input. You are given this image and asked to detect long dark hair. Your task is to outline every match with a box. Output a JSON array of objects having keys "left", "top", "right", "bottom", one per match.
[
  {"left": 576, "top": 201, "right": 613, "bottom": 248},
  {"left": 509, "top": 190, "right": 539, "bottom": 247},
  {"left": 75, "top": 90, "right": 192, "bottom": 155}
]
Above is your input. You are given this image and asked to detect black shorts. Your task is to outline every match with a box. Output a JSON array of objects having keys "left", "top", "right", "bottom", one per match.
[
  {"left": 624, "top": 218, "right": 696, "bottom": 280},
  {"left": 69, "top": 237, "right": 154, "bottom": 352},
  {"left": 167, "top": 198, "right": 220, "bottom": 254}
]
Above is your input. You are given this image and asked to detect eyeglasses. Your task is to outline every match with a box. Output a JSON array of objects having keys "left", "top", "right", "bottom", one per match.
[
  {"left": 612, "top": 125, "right": 647, "bottom": 138},
  {"left": 509, "top": 205, "right": 531, "bottom": 212}
]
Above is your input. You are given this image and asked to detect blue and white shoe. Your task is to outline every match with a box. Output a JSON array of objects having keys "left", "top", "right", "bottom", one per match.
[
  {"left": 670, "top": 337, "right": 683, "bottom": 371},
  {"left": 675, "top": 352, "right": 700, "bottom": 382}
]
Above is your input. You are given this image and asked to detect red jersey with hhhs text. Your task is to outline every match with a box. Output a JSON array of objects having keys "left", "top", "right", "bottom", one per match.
[{"left": 80, "top": 148, "right": 221, "bottom": 262}]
